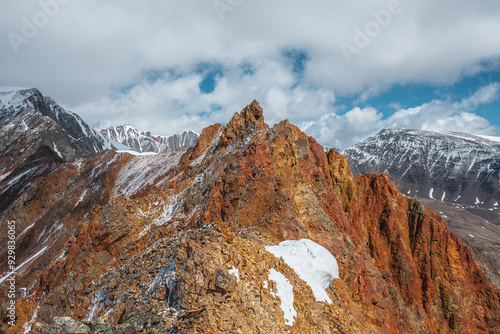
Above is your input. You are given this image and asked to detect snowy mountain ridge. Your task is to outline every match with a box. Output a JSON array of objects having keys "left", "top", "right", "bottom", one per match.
[
  {"left": 0, "top": 87, "right": 125, "bottom": 153},
  {"left": 342, "top": 128, "right": 500, "bottom": 208},
  {"left": 101, "top": 124, "right": 199, "bottom": 154}
]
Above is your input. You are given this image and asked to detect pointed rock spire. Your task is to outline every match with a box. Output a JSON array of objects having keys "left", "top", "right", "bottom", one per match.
[{"left": 220, "top": 100, "right": 269, "bottom": 147}]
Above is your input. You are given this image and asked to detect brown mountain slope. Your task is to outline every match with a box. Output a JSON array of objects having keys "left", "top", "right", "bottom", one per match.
[{"left": 1, "top": 101, "right": 499, "bottom": 333}]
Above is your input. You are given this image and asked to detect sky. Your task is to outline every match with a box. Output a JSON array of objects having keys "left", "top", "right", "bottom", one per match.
[{"left": 1, "top": 0, "right": 500, "bottom": 148}]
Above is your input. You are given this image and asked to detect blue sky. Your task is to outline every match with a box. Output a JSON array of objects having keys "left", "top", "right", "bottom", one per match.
[
  {"left": 333, "top": 69, "right": 500, "bottom": 124},
  {"left": 1, "top": 1, "right": 499, "bottom": 148}
]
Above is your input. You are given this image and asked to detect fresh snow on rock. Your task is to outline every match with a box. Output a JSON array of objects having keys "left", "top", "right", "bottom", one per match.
[
  {"left": 116, "top": 150, "right": 158, "bottom": 156},
  {"left": 266, "top": 239, "right": 338, "bottom": 304},
  {"left": 267, "top": 268, "right": 296, "bottom": 326},
  {"left": 53, "top": 143, "right": 62, "bottom": 158},
  {"left": 342, "top": 128, "right": 500, "bottom": 209},
  {"left": 101, "top": 124, "right": 198, "bottom": 154},
  {"left": 0, "top": 246, "right": 48, "bottom": 284},
  {"left": 475, "top": 134, "right": 500, "bottom": 143},
  {"left": 229, "top": 266, "right": 240, "bottom": 282},
  {"left": 113, "top": 148, "right": 186, "bottom": 198}
]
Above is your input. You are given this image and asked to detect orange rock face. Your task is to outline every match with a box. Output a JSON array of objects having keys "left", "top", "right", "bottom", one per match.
[{"left": 1, "top": 101, "right": 499, "bottom": 333}]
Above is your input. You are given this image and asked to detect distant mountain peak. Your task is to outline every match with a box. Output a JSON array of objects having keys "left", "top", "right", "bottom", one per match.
[
  {"left": 100, "top": 124, "right": 199, "bottom": 154},
  {"left": 343, "top": 128, "right": 500, "bottom": 208}
]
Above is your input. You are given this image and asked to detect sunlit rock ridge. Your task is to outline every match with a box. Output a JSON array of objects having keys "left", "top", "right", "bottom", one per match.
[{"left": 0, "top": 91, "right": 499, "bottom": 333}]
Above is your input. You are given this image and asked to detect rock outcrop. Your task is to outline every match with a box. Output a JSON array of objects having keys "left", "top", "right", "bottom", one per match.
[{"left": 1, "top": 100, "right": 499, "bottom": 333}]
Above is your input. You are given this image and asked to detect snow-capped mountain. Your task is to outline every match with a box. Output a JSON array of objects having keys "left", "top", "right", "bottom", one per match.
[
  {"left": 342, "top": 128, "right": 500, "bottom": 208},
  {"left": 101, "top": 125, "right": 199, "bottom": 154},
  {"left": 0, "top": 87, "right": 122, "bottom": 160},
  {"left": 0, "top": 87, "right": 126, "bottom": 211}
]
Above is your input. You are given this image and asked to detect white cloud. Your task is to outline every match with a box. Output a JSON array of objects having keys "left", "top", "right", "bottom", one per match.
[
  {"left": 0, "top": 0, "right": 499, "bottom": 140},
  {"left": 459, "top": 82, "right": 500, "bottom": 110},
  {"left": 302, "top": 84, "right": 499, "bottom": 148},
  {"left": 71, "top": 59, "right": 336, "bottom": 136}
]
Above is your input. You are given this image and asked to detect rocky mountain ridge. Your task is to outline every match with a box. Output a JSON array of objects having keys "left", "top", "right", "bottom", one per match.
[
  {"left": 100, "top": 124, "right": 198, "bottom": 154},
  {"left": 0, "top": 87, "right": 130, "bottom": 214},
  {"left": 0, "top": 97, "right": 499, "bottom": 333}
]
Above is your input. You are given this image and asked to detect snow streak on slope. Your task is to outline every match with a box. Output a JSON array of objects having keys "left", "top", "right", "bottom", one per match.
[
  {"left": 267, "top": 268, "right": 297, "bottom": 327},
  {"left": 113, "top": 148, "right": 187, "bottom": 198}
]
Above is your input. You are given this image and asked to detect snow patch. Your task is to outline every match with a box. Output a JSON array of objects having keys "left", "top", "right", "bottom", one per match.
[
  {"left": 17, "top": 222, "right": 36, "bottom": 239},
  {"left": 229, "top": 266, "right": 240, "bottom": 282},
  {"left": 53, "top": 143, "right": 62, "bottom": 158},
  {"left": 475, "top": 134, "right": 500, "bottom": 143},
  {"left": 116, "top": 150, "right": 157, "bottom": 156},
  {"left": 86, "top": 290, "right": 105, "bottom": 321},
  {"left": 73, "top": 114, "right": 89, "bottom": 136},
  {"left": 75, "top": 189, "right": 88, "bottom": 207},
  {"left": 6, "top": 167, "right": 37, "bottom": 187},
  {"left": 23, "top": 302, "right": 40, "bottom": 334},
  {"left": 114, "top": 149, "right": 185, "bottom": 198},
  {"left": 268, "top": 268, "right": 296, "bottom": 327},
  {"left": 266, "top": 239, "right": 338, "bottom": 303},
  {"left": 429, "top": 188, "right": 435, "bottom": 200}
]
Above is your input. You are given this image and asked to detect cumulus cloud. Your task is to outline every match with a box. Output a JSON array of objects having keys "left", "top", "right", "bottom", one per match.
[
  {"left": 303, "top": 83, "right": 500, "bottom": 148},
  {"left": 0, "top": 0, "right": 499, "bottom": 141},
  {"left": 71, "top": 59, "right": 336, "bottom": 136}
]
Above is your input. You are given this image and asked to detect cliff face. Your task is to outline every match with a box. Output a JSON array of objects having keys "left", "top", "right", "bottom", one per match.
[
  {"left": 1, "top": 100, "right": 499, "bottom": 333},
  {"left": 342, "top": 128, "right": 500, "bottom": 291}
]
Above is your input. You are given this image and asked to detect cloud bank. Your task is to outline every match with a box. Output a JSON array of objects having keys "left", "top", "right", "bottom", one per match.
[{"left": 1, "top": 0, "right": 499, "bottom": 146}]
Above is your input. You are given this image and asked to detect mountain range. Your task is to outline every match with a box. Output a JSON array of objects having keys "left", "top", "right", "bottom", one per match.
[
  {"left": 0, "top": 89, "right": 499, "bottom": 333},
  {"left": 343, "top": 128, "right": 500, "bottom": 209},
  {"left": 100, "top": 125, "right": 198, "bottom": 154}
]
